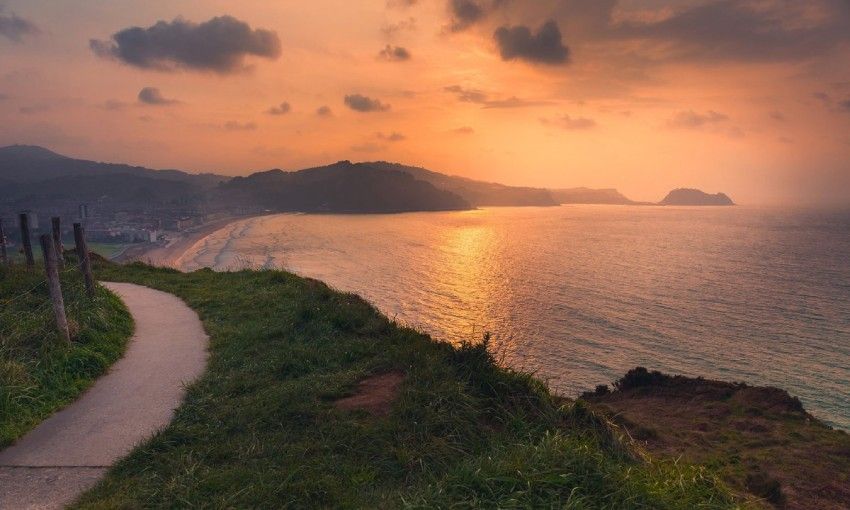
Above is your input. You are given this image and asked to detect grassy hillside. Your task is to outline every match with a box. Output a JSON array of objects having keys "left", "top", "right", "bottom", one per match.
[
  {"left": 74, "top": 262, "right": 744, "bottom": 509},
  {"left": 585, "top": 368, "right": 850, "bottom": 510},
  {"left": 0, "top": 263, "right": 133, "bottom": 446}
]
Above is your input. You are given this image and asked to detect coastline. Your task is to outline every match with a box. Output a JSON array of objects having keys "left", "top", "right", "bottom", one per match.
[{"left": 114, "top": 215, "right": 259, "bottom": 269}]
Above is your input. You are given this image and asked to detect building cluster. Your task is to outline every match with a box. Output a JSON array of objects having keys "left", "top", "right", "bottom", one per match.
[{"left": 0, "top": 203, "right": 221, "bottom": 249}]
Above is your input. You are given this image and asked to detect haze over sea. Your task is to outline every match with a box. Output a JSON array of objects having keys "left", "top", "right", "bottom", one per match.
[{"left": 178, "top": 206, "right": 850, "bottom": 429}]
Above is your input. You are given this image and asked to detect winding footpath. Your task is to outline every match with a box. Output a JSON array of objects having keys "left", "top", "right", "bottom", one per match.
[{"left": 0, "top": 283, "right": 208, "bottom": 509}]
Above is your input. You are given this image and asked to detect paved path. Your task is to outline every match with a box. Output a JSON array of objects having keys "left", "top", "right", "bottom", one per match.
[{"left": 0, "top": 283, "right": 208, "bottom": 509}]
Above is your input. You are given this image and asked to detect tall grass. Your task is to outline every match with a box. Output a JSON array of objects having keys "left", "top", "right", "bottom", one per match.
[{"left": 0, "top": 262, "right": 133, "bottom": 446}]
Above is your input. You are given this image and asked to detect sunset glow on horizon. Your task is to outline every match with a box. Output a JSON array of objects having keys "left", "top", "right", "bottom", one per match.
[{"left": 2, "top": 0, "right": 850, "bottom": 205}]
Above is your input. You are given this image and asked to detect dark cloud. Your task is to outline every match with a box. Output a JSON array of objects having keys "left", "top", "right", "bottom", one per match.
[
  {"left": 344, "top": 94, "right": 391, "bottom": 112},
  {"left": 0, "top": 93, "right": 8, "bottom": 101},
  {"left": 541, "top": 114, "right": 597, "bottom": 130},
  {"left": 610, "top": 0, "right": 850, "bottom": 62},
  {"left": 316, "top": 105, "right": 333, "bottom": 117},
  {"left": 452, "top": 126, "right": 475, "bottom": 134},
  {"left": 495, "top": 20, "right": 570, "bottom": 65},
  {"left": 444, "top": 85, "right": 553, "bottom": 108},
  {"left": 377, "top": 131, "right": 406, "bottom": 141},
  {"left": 448, "top": 0, "right": 486, "bottom": 32},
  {"left": 378, "top": 45, "right": 411, "bottom": 61},
  {"left": 840, "top": 99, "right": 850, "bottom": 112},
  {"left": 90, "top": 15, "right": 281, "bottom": 74},
  {"left": 0, "top": 8, "right": 39, "bottom": 42},
  {"left": 667, "top": 110, "right": 729, "bottom": 129},
  {"left": 224, "top": 121, "right": 258, "bottom": 131},
  {"left": 266, "top": 102, "right": 291, "bottom": 115},
  {"left": 138, "top": 87, "right": 179, "bottom": 105},
  {"left": 769, "top": 111, "right": 786, "bottom": 122}
]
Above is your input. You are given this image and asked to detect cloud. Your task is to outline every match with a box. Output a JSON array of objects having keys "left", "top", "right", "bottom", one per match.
[
  {"left": 667, "top": 110, "right": 729, "bottom": 129},
  {"left": 769, "top": 111, "right": 786, "bottom": 122},
  {"left": 138, "top": 87, "right": 179, "bottom": 105},
  {"left": 541, "top": 114, "right": 597, "bottom": 130},
  {"left": 494, "top": 20, "right": 570, "bottom": 65},
  {"left": 224, "top": 121, "right": 258, "bottom": 131},
  {"left": 266, "top": 101, "right": 291, "bottom": 115},
  {"left": 378, "top": 45, "right": 411, "bottom": 61},
  {"left": 452, "top": 126, "right": 475, "bottom": 134},
  {"left": 609, "top": 0, "right": 850, "bottom": 63},
  {"left": 448, "top": 0, "right": 487, "bottom": 32},
  {"left": 344, "top": 94, "right": 391, "bottom": 112},
  {"left": 0, "top": 93, "right": 8, "bottom": 101},
  {"left": 381, "top": 17, "right": 416, "bottom": 36},
  {"left": 444, "top": 85, "right": 553, "bottom": 108},
  {"left": 90, "top": 15, "right": 281, "bottom": 74},
  {"left": 444, "top": 85, "right": 488, "bottom": 103},
  {"left": 316, "top": 105, "right": 333, "bottom": 117},
  {"left": 0, "top": 8, "right": 39, "bottom": 42},
  {"left": 840, "top": 99, "right": 850, "bottom": 112},
  {"left": 377, "top": 131, "right": 406, "bottom": 141}
]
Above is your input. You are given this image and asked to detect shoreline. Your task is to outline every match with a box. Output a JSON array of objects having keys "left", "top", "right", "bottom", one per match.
[{"left": 114, "top": 215, "right": 261, "bottom": 269}]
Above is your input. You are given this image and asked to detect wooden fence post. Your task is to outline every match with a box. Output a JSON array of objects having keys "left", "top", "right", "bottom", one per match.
[
  {"left": 51, "top": 216, "right": 65, "bottom": 270},
  {"left": 73, "top": 222, "right": 95, "bottom": 297},
  {"left": 19, "top": 213, "right": 35, "bottom": 268},
  {"left": 0, "top": 218, "right": 7, "bottom": 265},
  {"left": 40, "top": 234, "right": 71, "bottom": 343}
]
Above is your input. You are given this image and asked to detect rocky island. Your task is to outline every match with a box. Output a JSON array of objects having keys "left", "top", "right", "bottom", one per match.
[{"left": 660, "top": 188, "right": 735, "bottom": 206}]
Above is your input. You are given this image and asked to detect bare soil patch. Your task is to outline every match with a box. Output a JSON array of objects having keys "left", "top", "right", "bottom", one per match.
[{"left": 334, "top": 371, "right": 406, "bottom": 416}]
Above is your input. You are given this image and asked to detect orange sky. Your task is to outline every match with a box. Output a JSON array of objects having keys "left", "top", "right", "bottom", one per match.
[{"left": 1, "top": 0, "right": 849, "bottom": 205}]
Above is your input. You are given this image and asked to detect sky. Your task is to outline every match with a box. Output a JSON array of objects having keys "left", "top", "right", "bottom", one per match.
[{"left": 1, "top": 0, "right": 849, "bottom": 205}]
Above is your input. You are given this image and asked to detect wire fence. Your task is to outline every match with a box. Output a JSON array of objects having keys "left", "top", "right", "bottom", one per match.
[{"left": 1, "top": 217, "right": 97, "bottom": 352}]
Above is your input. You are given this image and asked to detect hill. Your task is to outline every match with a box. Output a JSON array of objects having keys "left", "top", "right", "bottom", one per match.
[
  {"left": 660, "top": 188, "right": 735, "bottom": 206},
  {"left": 219, "top": 161, "right": 471, "bottom": 213},
  {"left": 550, "top": 187, "right": 636, "bottom": 205},
  {"left": 0, "top": 145, "right": 224, "bottom": 189},
  {"left": 365, "top": 162, "right": 559, "bottom": 207}
]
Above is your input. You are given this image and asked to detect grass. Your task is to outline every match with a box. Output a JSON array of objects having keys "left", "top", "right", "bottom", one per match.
[
  {"left": 71, "top": 262, "right": 745, "bottom": 509},
  {"left": 0, "top": 260, "right": 133, "bottom": 447}
]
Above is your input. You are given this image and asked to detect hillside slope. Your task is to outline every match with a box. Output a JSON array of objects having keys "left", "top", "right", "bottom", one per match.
[
  {"left": 366, "top": 161, "right": 559, "bottom": 207},
  {"left": 77, "top": 261, "right": 742, "bottom": 509}
]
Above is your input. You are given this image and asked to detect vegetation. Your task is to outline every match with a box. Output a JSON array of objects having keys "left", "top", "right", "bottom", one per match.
[
  {"left": 73, "top": 262, "right": 743, "bottom": 509},
  {"left": 585, "top": 367, "right": 850, "bottom": 509},
  {"left": 0, "top": 262, "right": 133, "bottom": 446}
]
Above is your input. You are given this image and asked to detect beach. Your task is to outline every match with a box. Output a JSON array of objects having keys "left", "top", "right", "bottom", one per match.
[{"left": 114, "top": 216, "right": 255, "bottom": 268}]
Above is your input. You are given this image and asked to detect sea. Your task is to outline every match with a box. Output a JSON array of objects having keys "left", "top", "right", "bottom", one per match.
[{"left": 176, "top": 206, "right": 850, "bottom": 429}]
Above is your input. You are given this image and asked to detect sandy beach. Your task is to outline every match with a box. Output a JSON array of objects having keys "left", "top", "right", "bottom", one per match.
[{"left": 114, "top": 216, "right": 257, "bottom": 269}]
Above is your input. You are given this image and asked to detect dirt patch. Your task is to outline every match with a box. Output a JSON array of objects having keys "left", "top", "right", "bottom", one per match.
[
  {"left": 584, "top": 368, "right": 850, "bottom": 510},
  {"left": 335, "top": 371, "right": 406, "bottom": 416}
]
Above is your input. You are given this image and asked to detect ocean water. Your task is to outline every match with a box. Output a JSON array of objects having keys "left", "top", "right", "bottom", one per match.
[{"left": 177, "top": 206, "right": 850, "bottom": 429}]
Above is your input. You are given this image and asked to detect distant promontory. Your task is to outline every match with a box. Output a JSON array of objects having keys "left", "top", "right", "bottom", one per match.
[{"left": 659, "top": 188, "right": 735, "bottom": 206}]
